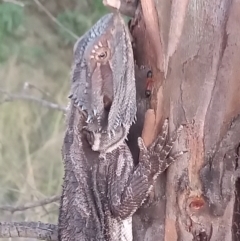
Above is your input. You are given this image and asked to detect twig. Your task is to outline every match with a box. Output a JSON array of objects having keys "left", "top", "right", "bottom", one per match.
[
  {"left": 32, "top": 0, "right": 78, "bottom": 40},
  {"left": 0, "top": 88, "right": 67, "bottom": 113},
  {"left": 0, "top": 195, "right": 60, "bottom": 213},
  {"left": 24, "top": 82, "right": 51, "bottom": 98},
  {"left": 0, "top": 221, "right": 58, "bottom": 241}
]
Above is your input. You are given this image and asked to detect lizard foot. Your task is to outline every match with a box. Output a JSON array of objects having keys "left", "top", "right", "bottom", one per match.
[{"left": 138, "top": 119, "right": 183, "bottom": 175}]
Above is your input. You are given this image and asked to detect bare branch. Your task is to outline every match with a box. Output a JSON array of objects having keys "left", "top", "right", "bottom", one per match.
[
  {"left": 0, "top": 88, "right": 67, "bottom": 113},
  {"left": 24, "top": 82, "right": 51, "bottom": 98},
  {"left": 0, "top": 222, "right": 58, "bottom": 241},
  {"left": 0, "top": 195, "right": 60, "bottom": 213},
  {"left": 32, "top": 0, "right": 78, "bottom": 40}
]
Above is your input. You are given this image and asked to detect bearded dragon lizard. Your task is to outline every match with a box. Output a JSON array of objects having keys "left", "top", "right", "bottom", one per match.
[{"left": 58, "top": 13, "right": 182, "bottom": 241}]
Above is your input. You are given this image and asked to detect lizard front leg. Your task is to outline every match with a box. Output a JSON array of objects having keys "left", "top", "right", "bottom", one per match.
[{"left": 108, "top": 119, "right": 183, "bottom": 219}]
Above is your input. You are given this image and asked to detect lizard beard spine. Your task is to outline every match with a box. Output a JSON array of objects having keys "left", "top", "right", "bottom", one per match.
[{"left": 58, "top": 13, "right": 183, "bottom": 241}]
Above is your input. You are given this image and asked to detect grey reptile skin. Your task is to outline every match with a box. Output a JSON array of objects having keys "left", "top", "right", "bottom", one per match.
[{"left": 58, "top": 13, "right": 182, "bottom": 241}]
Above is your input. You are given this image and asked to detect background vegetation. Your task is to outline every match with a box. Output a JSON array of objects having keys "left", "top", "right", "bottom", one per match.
[{"left": 0, "top": 0, "right": 107, "bottom": 238}]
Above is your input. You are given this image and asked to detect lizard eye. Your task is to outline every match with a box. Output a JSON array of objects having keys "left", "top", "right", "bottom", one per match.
[
  {"left": 95, "top": 47, "right": 110, "bottom": 62},
  {"left": 98, "top": 52, "right": 107, "bottom": 59}
]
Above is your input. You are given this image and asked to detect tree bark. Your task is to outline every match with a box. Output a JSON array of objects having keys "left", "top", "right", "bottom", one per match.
[{"left": 131, "top": 0, "right": 240, "bottom": 240}]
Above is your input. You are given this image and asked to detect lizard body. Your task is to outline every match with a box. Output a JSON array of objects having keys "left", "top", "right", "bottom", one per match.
[{"left": 58, "top": 13, "right": 182, "bottom": 241}]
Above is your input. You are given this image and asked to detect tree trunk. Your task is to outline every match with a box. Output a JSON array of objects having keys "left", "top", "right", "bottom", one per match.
[{"left": 131, "top": 0, "right": 240, "bottom": 240}]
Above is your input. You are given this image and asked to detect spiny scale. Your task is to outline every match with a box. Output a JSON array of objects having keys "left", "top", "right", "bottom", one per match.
[{"left": 59, "top": 11, "right": 184, "bottom": 241}]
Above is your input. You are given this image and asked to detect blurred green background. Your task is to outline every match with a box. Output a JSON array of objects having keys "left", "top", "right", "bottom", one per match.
[{"left": 0, "top": 0, "right": 107, "bottom": 237}]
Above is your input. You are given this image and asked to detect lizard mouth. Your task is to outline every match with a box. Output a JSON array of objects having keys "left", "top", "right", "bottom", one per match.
[
  {"left": 74, "top": 91, "right": 113, "bottom": 128},
  {"left": 84, "top": 124, "right": 127, "bottom": 153},
  {"left": 81, "top": 114, "right": 127, "bottom": 153},
  {"left": 77, "top": 102, "right": 112, "bottom": 134},
  {"left": 79, "top": 103, "right": 129, "bottom": 152}
]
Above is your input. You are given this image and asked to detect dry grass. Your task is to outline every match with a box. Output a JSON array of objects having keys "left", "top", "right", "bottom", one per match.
[
  {"left": 0, "top": 2, "right": 107, "bottom": 240},
  {"left": 0, "top": 8, "right": 72, "bottom": 232}
]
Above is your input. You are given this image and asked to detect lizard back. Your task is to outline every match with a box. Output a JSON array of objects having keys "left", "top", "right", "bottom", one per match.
[
  {"left": 58, "top": 11, "right": 182, "bottom": 241},
  {"left": 59, "top": 13, "right": 137, "bottom": 241}
]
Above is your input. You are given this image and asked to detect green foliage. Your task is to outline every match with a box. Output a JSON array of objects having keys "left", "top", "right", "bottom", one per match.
[
  {"left": 0, "top": 43, "right": 13, "bottom": 62},
  {"left": 56, "top": 0, "right": 108, "bottom": 45},
  {"left": 57, "top": 10, "right": 91, "bottom": 45},
  {"left": 0, "top": 2, "right": 24, "bottom": 35},
  {"left": 0, "top": 3, "right": 24, "bottom": 62},
  {"left": 0, "top": 0, "right": 108, "bottom": 229},
  {"left": 18, "top": 45, "right": 47, "bottom": 66}
]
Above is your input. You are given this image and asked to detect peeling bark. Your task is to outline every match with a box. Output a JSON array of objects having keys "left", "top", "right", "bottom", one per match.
[{"left": 131, "top": 0, "right": 240, "bottom": 240}]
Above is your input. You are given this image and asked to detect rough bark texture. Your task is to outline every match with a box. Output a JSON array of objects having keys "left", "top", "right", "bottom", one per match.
[{"left": 131, "top": 0, "right": 240, "bottom": 240}]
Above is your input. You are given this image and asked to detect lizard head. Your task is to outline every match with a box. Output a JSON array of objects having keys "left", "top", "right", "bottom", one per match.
[{"left": 70, "top": 13, "right": 136, "bottom": 153}]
